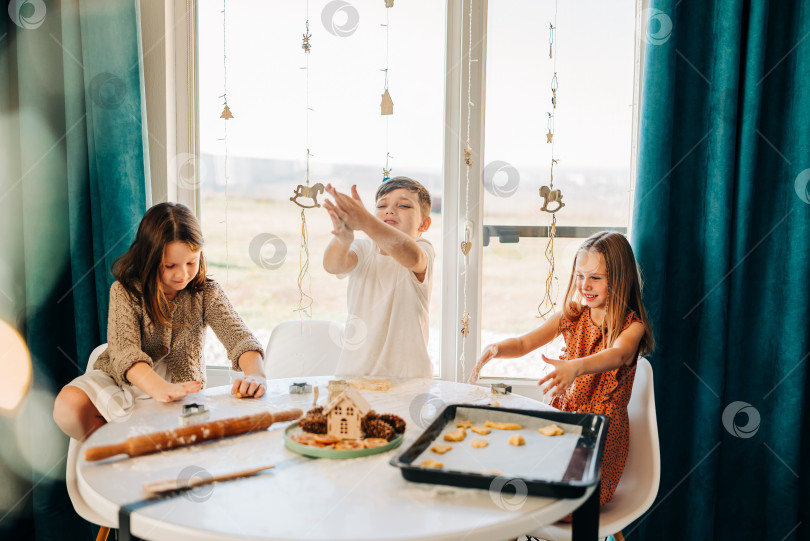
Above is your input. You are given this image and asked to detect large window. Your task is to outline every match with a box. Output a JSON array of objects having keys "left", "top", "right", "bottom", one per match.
[
  {"left": 192, "top": 0, "right": 639, "bottom": 379},
  {"left": 479, "top": 0, "right": 636, "bottom": 379},
  {"left": 197, "top": 0, "right": 446, "bottom": 371}
]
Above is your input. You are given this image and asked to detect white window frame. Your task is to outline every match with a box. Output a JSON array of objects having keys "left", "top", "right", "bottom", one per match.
[{"left": 143, "top": 0, "right": 648, "bottom": 388}]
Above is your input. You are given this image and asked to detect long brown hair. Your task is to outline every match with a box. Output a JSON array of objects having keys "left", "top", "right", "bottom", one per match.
[
  {"left": 560, "top": 231, "right": 654, "bottom": 356},
  {"left": 111, "top": 202, "right": 208, "bottom": 327}
]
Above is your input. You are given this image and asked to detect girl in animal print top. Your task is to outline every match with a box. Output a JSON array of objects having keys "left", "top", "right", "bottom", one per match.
[{"left": 470, "top": 231, "right": 654, "bottom": 506}]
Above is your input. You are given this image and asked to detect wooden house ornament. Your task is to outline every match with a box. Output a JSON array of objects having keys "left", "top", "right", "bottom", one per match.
[
  {"left": 381, "top": 89, "right": 394, "bottom": 115},
  {"left": 324, "top": 387, "right": 372, "bottom": 440}
]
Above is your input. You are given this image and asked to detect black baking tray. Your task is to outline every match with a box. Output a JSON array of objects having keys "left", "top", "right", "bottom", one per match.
[{"left": 389, "top": 404, "right": 608, "bottom": 499}]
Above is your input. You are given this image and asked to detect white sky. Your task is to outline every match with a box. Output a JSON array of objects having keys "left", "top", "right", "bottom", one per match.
[{"left": 198, "top": 0, "right": 636, "bottom": 173}]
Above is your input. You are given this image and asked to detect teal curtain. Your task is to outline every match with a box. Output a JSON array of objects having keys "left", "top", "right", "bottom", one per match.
[
  {"left": 0, "top": 0, "right": 150, "bottom": 538},
  {"left": 631, "top": 0, "right": 809, "bottom": 539}
]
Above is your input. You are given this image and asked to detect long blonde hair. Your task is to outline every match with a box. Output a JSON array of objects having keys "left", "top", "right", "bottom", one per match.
[{"left": 560, "top": 231, "right": 654, "bottom": 355}]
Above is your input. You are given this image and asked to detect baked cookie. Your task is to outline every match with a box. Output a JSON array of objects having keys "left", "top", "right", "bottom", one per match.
[
  {"left": 539, "top": 424, "right": 564, "bottom": 437},
  {"left": 508, "top": 434, "right": 526, "bottom": 446},
  {"left": 444, "top": 428, "right": 467, "bottom": 442},
  {"left": 485, "top": 420, "right": 523, "bottom": 430}
]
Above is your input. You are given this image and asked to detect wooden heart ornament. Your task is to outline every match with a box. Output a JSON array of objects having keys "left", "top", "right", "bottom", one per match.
[{"left": 460, "top": 241, "right": 472, "bottom": 255}]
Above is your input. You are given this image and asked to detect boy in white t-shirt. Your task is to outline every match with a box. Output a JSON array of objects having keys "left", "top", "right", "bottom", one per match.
[{"left": 323, "top": 177, "right": 434, "bottom": 378}]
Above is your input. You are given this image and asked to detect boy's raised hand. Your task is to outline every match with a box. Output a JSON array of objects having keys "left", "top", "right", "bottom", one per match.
[
  {"left": 325, "top": 184, "right": 371, "bottom": 232},
  {"left": 538, "top": 354, "right": 582, "bottom": 398},
  {"left": 323, "top": 196, "right": 354, "bottom": 244}
]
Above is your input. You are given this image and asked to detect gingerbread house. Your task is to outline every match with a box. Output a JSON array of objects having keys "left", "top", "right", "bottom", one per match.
[{"left": 323, "top": 387, "right": 372, "bottom": 440}]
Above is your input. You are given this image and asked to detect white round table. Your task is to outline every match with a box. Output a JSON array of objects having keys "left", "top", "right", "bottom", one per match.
[{"left": 78, "top": 377, "right": 597, "bottom": 541}]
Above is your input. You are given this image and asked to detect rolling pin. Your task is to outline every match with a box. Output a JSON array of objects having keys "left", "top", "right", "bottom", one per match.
[{"left": 84, "top": 409, "right": 303, "bottom": 461}]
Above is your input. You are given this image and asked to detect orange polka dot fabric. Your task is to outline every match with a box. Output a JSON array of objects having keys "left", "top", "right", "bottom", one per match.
[{"left": 550, "top": 307, "right": 642, "bottom": 506}]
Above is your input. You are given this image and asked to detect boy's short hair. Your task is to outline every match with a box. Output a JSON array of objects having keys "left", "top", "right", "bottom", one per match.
[{"left": 375, "top": 176, "right": 432, "bottom": 219}]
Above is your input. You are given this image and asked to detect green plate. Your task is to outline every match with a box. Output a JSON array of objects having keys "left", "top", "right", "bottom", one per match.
[{"left": 283, "top": 422, "right": 404, "bottom": 459}]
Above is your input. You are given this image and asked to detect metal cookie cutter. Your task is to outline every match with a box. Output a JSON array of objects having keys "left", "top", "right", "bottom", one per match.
[
  {"left": 179, "top": 403, "right": 210, "bottom": 427},
  {"left": 289, "top": 382, "right": 313, "bottom": 394},
  {"left": 490, "top": 383, "right": 512, "bottom": 395}
]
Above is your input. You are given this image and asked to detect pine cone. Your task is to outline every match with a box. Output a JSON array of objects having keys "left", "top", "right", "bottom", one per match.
[
  {"left": 377, "top": 413, "right": 406, "bottom": 434},
  {"left": 362, "top": 418, "right": 395, "bottom": 441},
  {"left": 361, "top": 411, "right": 378, "bottom": 434},
  {"left": 299, "top": 407, "right": 327, "bottom": 434}
]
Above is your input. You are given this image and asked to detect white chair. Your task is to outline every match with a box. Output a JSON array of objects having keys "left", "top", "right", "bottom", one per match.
[
  {"left": 264, "top": 320, "right": 344, "bottom": 378},
  {"left": 524, "top": 357, "right": 660, "bottom": 541},
  {"left": 65, "top": 343, "right": 115, "bottom": 541}
]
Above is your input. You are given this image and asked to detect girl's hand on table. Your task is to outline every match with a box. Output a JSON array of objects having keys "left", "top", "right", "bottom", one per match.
[
  {"left": 231, "top": 375, "right": 267, "bottom": 398},
  {"left": 151, "top": 381, "right": 201, "bottom": 403},
  {"left": 468, "top": 344, "right": 498, "bottom": 383},
  {"left": 538, "top": 354, "right": 580, "bottom": 398}
]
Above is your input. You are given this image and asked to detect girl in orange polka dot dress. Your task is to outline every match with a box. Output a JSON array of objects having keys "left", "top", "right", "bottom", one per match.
[{"left": 469, "top": 231, "right": 654, "bottom": 507}]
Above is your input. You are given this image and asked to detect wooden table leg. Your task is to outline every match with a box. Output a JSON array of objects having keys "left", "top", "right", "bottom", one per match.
[{"left": 571, "top": 480, "right": 600, "bottom": 541}]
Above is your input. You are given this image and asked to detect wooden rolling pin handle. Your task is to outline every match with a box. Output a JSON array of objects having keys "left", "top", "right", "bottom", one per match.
[
  {"left": 84, "top": 443, "right": 128, "bottom": 462},
  {"left": 272, "top": 409, "right": 304, "bottom": 423}
]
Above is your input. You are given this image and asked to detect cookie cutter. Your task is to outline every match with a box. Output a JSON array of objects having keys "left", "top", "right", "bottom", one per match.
[
  {"left": 290, "top": 382, "right": 313, "bottom": 394},
  {"left": 179, "top": 403, "right": 210, "bottom": 426},
  {"left": 490, "top": 383, "right": 512, "bottom": 395}
]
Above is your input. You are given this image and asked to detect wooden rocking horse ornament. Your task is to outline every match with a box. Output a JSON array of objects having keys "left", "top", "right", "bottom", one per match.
[
  {"left": 290, "top": 182, "right": 325, "bottom": 209},
  {"left": 539, "top": 185, "right": 565, "bottom": 213}
]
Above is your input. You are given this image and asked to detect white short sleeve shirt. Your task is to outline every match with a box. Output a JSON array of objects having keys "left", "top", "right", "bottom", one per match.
[{"left": 335, "top": 236, "right": 434, "bottom": 378}]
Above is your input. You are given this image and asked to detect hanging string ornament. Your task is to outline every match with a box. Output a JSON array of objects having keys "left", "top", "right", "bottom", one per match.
[
  {"left": 459, "top": 0, "right": 476, "bottom": 368},
  {"left": 220, "top": 0, "right": 233, "bottom": 284},
  {"left": 382, "top": 152, "right": 393, "bottom": 182},
  {"left": 290, "top": 10, "right": 318, "bottom": 320},
  {"left": 537, "top": 3, "right": 564, "bottom": 320},
  {"left": 380, "top": 1, "right": 394, "bottom": 180},
  {"left": 302, "top": 21, "right": 312, "bottom": 53},
  {"left": 381, "top": 89, "right": 394, "bottom": 115}
]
